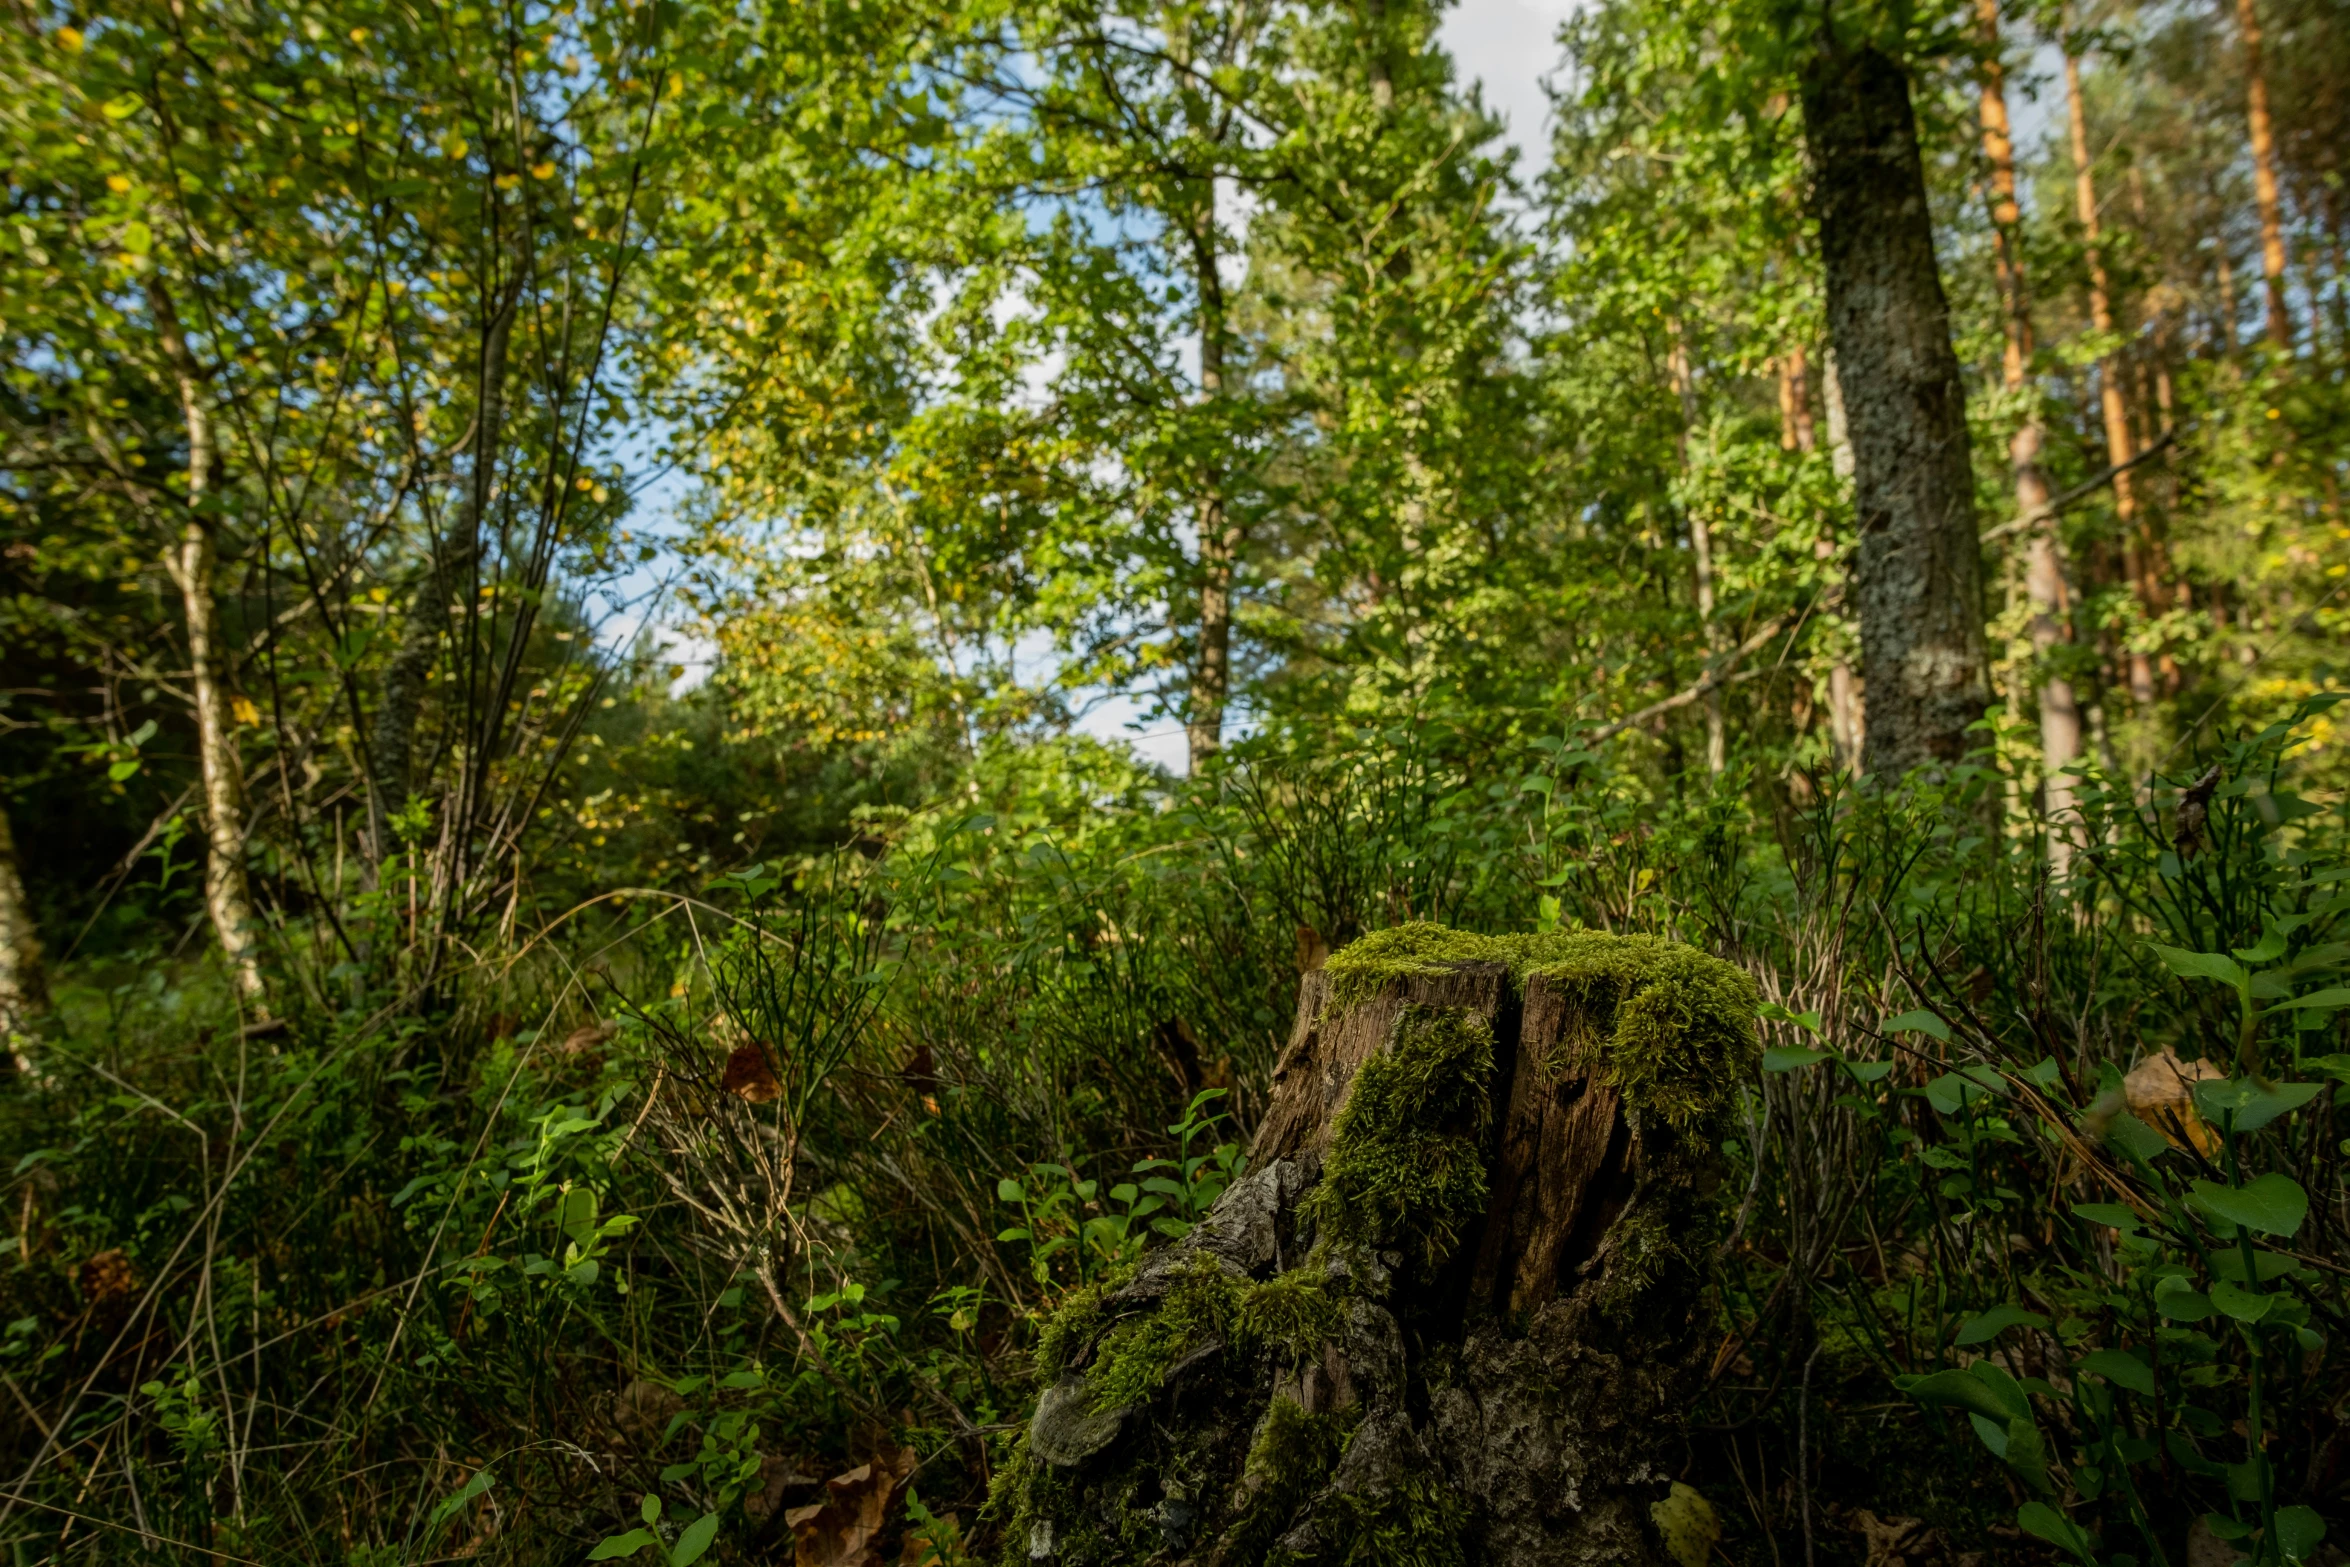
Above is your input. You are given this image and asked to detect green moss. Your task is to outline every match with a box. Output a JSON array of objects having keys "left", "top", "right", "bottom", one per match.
[
  {"left": 1219, "top": 1396, "right": 1354, "bottom": 1565},
  {"left": 1235, "top": 1268, "right": 1344, "bottom": 1361},
  {"left": 1517, "top": 932, "right": 1759, "bottom": 1130},
  {"left": 1302, "top": 1465, "right": 1469, "bottom": 1567},
  {"left": 1302, "top": 1004, "right": 1495, "bottom": 1274},
  {"left": 1085, "top": 1253, "right": 1241, "bottom": 1411},
  {"left": 1322, "top": 923, "right": 1508, "bottom": 1010},
  {"left": 1033, "top": 1276, "right": 1112, "bottom": 1383}
]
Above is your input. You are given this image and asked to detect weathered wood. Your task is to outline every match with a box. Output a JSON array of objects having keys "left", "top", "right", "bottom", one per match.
[{"left": 991, "top": 924, "right": 1755, "bottom": 1567}]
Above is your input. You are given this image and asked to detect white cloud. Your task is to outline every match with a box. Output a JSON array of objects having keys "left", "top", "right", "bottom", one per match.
[{"left": 1437, "top": 0, "right": 1585, "bottom": 174}]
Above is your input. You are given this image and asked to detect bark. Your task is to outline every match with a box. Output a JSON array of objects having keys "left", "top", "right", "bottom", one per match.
[
  {"left": 1188, "top": 230, "right": 1239, "bottom": 772},
  {"left": 150, "top": 280, "right": 267, "bottom": 1007},
  {"left": 1666, "top": 324, "right": 1723, "bottom": 774},
  {"left": 371, "top": 289, "right": 515, "bottom": 840},
  {"left": 1818, "top": 353, "right": 1863, "bottom": 776},
  {"left": 2237, "top": 0, "right": 2292, "bottom": 348},
  {"left": 1982, "top": 0, "right": 2082, "bottom": 868},
  {"left": 0, "top": 802, "right": 48, "bottom": 1061},
  {"left": 998, "top": 925, "right": 1755, "bottom": 1567},
  {"left": 2065, "top": 49, "right": 2158, "bottom": 706},
  {"left": 1801, "top": 41, "right": 1990, "bottom": 776},
  {"left": 1775, "top": 345, "right": 1816, "bottom": 454}
]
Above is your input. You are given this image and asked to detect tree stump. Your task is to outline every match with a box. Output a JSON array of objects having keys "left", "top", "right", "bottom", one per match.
[{"left": 990, "top": 924, "right": 1758, "bottom": 1567}]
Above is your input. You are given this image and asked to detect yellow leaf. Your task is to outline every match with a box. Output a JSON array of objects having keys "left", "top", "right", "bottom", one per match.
[
  {"left": 55, "top": 26, "right": 83, "bottom": 51},
  {"left": 230, "top": 696, "right": 261, "bottom": 726},
  {"left": 106, "top": 175, "right": 132, "bottom": 194},
  {"left": 1651, "top": 1482, "right": 1719, "bottom": 1567},
  {"left": 530, "top": 160, "right": 557, "bottom": 180}
]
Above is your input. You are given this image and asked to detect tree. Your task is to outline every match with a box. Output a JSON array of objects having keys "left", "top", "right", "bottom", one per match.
[{"left": 1800, "top": 33, "right": 1990, "bottom": 775}]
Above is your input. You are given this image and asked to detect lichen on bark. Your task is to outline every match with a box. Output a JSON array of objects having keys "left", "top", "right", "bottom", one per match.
[{"left": 986, "top": 923, "right": 1754, "bottom": 1567}]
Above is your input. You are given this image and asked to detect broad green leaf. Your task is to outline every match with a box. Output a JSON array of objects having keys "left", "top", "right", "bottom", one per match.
[
  {"left": 587, "top": 1528, "right": 660, "bottom": 1560},
  {"left": 2102, "top": 1111, "right": 2171, "bottom": 1164},
  {"left": 2275, "top": 987, "right": 2350, "bottom": 1011},
  {"left": 2076, "top": 1348, "right": 2155, "bottom": 1396},
  {"left": 1841, "top": 1058, "right": 1896, "bottom": 1083},
  {"left": 2208, "top": 1279, "right": 2272, "bottom": 1323},
  {"left": 2192, "top": 1077, "right": 2322, "bottom": 1132},
  {"left": 2149, "top": 943, "right": 2249, "bottom": 989},
  {"left": 1881, "top": 1008, "right": 1949, "bottom": 1041},
  {"left": 1761, "top": 1046, "right": 1833, "bottom": 1073},
  {"left": 2017, "top": 1502, "right": 2094, "bottom": 1561},
  {"left": 2276, "top": 1505, "right": 2328, "bottom": 1562},
  {"left": 2070, "top": 1202, "right": 2141, "bottom": 1229},
  {"left": 2189, "top": 1174, "right": 2310, "bottom": 1237},
  {"left": 670, "top": 1511, "right": 722, "bottom": 1566},
  {"left": 2233, "top": 928, "right": 2290, "bottom": 964},
  {"left": 1954, "top": 1304, "right": 2047, "bottom": 1346}
]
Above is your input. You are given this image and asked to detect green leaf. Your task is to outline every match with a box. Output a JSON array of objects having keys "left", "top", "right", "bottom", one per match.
[
  {"left": 2209, "top": 1248, "right": 2304, "bottom": 1284},
  {"left": 2276, "top": 987, "right": 2350, "bottom": 1012},
  {"left": 1955, "top": 1304, "right": 2048, "bottom": 1346},
  {"left": 2189, "top": 1174, "right": 2310, "bottom": 1237},
  {"left": 2071, "top": 1202, "right": 2141, "bottom": 1229},
  {"left": 1881, "top": 1008, "right": 1950, "bottom": 1041},
  {"left": 1761, "top": 1045, "right": 1833, "bottom": 1073},
  {"left": 669, "top": 1511, "right": 722, "bottom": 1566},
  {"left": 2016, "top": 1502, "right": 2094, "bottom": 1561},
  {"left": 2157, "top": 1288, "right": 2215, "bottom": 1322},
  {"left": 2276, "top": 1505, "right": 2327, "bottom": 1562},
  {"left": 2103, "top": 1111, "right": 2171, "bottom": 1164},
  {"left": 1841, "top": 1058, "right": 1896, "bottom": 1083},
  {"left": 2149, "top": 943, "right": 2250, "bottom": 989},
  {"left": 2208, "top": 1279, "right": 2272, "bottom": 1323},
  {"left": 2196, "top": 1076, "right": 2324, "bottom": 1132},
  {"left": 640, "top": 1494, "right": 661, "bottom": 1526},
  {"left": 429, "top": 1468, "right": 495, "bottom": 1532},
  {"left": 2076, "top": 1348, "right": 2155, "bottom": 1396},
  {"left": 586, "top": 1527, "right": 659, "bottom": 1560},
  {"left": 2234, "top": 928, "right": 2291, "bottom": 964},
  {"left": 996, "top": 1178, "right": 1025, "bottom": 1203}
]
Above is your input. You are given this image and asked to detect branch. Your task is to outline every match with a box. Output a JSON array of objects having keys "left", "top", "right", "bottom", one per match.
[
  {"left": 1979, "top": 427, "right": 2178, "bottom": 545},
  {"left": 1584, "top": 610, "right": 1801, "bottom": 745}
]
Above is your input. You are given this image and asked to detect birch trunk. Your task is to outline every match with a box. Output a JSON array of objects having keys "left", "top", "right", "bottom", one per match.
[
  {"left": 1188, "top": 228, "right": 1239, "bottom": 772},
  {"left": 1802, "top": 42, "right": 1990, "bottom": 776},
  {"left": 1667, "top": 324, "right": 1724, "bottom": 774},
  {"left": 0, "top": 803, "right": 47, "bottom": 1066},
  {"left": 150, "top": 280, "right": 267, "bottom": 1007}
]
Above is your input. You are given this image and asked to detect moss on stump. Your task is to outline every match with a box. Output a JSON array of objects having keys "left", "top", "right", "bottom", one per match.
[{"left": 986, "top": 924, "right": 1756, "bottom": 1567}]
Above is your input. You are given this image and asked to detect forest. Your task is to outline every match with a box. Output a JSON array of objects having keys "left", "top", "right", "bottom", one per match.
[{"left": 1, "top": 0, "right": 2348, "bottom": 1559}]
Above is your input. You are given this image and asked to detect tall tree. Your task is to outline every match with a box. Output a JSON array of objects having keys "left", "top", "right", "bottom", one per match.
[
  {"left": 1801, "top": 35, "right": 1990, "bottom": 775},
  {"left": 2237, "top": 0, "right": 2292, "bottom": 346},
  {"left": 1979, "top": 0, "right": 2082, "bottom": 866}
]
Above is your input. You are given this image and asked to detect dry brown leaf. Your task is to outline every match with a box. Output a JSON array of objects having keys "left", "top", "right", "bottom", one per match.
[
  {"left": 721, "top": 1042, "right": 782, "bottom": 1103},
  {"left": 76, "top": 1248, "right": 138, "bottom": 1307},
  {"left": 2125, "top": 1049, "right": 2223, "bottom": 1157},
  {"left": 561, "top": 1020, "right": 619, "bottom": 1056},
  {"left": 1851, "top": 1509, "right": 1928, "bottom": 1567},
  {"left": 788, "top": 1448, "right": 917, "bottom": 1567},
  {"left": 742, "top": 1451, "right": 821, "bottom": 1523}
]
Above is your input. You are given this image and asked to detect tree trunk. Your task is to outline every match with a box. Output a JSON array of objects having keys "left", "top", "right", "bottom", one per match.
[
  {"left": 2237, "top": 0, "right": 2292, "bottom": 348},
  {"left": 1982, "top": 0, "right": 2082, "bottom": 869},
  {"left": 1188, "top": 230, "right": 1239, "bottom": 773},
  {"left": 997, "top": 924, "right": 1756, "bottom": 1567},
  {"left": 0, "top": 802, "right": 48, "bottom": 1066},
  {"left": 1667, "top": 324, "right": 1724, "bottom": 774},
  {"left": 2065, "top": 49, "right": 2159, "bottom": 707},
  {"left": 150, "top": 280, "right": 267, "bottom": 1007},
  {"left": 372, "top": 288, "right": 515, "bottom": 846},
  {"left": 1818, "top": 351, "right": 1864, "bottom": 775},
  {"left": 1801, "top": 41, "right": 1990, "bottom": 776}
]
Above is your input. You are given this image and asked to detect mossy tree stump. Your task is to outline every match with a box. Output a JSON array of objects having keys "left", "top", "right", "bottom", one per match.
[{"left": 992, "top": 924, "right": 1758, "bottom": 1567}]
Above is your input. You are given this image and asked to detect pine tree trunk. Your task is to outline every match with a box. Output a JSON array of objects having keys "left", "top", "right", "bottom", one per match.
[
  {"left": 0, "top": 802, "right": 48, "bottom": 1067},
  {"left": 1982, "top": 0, "right": 2082, "bottom": 869},
  {"left": 150, "top": 280, "right": 267, "bottom": 1007},
  {"left": 997, "top": 925, "right": 1756, "bottom": 1567},
  {"left": 2237, "top": 0, "right": 2292, "bottom": 348},
  {"left": 1800, "top": 41, "right": 1990, "bottom": 776}
]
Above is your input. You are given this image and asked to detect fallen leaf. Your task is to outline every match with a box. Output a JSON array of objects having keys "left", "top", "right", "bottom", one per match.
[
  {"left": 722, "top": 1042, "right": 782, "bottom": 1103},
  {"left": 742, "top": 1451, "right": 820, "bottom": 1523},
  {"left": 789, "top": 1448, "right": 917, "bottom": 1567},
  {"left": 1650, "top": 1482, "right": 1718, "bottom": 1567},
  {"left": 77, "top": 1249, "right": 138, "bottom": 1307},
  {"left": 2125, "top": 1049, "right": 2223, "bottom": 1157},
  {"left": 1850, "top": 1509, "right": 1929, "bottom": 1567},
  {"left": 562, "top": 1020, "right": 619, "bottom": 1056}
]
